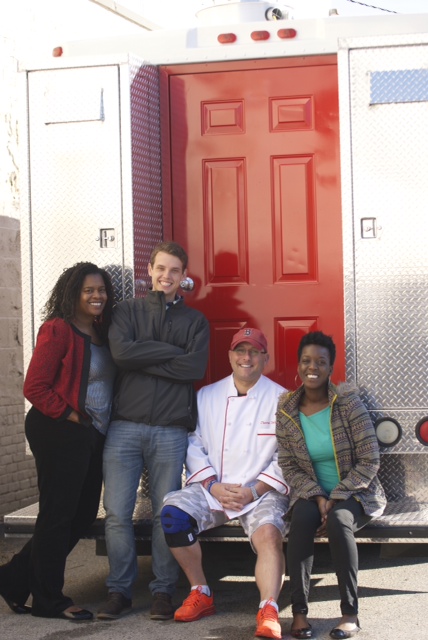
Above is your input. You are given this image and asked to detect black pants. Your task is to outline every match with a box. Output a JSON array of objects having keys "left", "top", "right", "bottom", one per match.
[
  {"left": 0, "top": 407, "right": 104, "bottom": 617},
  {"left": 287, "top": 497, "right": 371, "bottom": 616}
]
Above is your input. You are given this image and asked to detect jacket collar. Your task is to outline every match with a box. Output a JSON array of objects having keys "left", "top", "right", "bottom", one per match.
[
  {"left": 147, "top": 289, "right": 184, "bottom": 308},
  {"left": 282, "top": 381, "right": 338, "bottom": 414},
  {"left": 227, "top": 373, "right": 266, "bottom": 397}
]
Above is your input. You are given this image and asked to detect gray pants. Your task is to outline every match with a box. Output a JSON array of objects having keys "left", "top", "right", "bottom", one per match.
[{"left": 287, "top": 497, "right": 371, "bottom": 616}]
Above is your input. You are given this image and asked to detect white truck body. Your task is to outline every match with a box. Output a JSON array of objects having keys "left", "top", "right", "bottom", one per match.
[{"left": 6, "top": 5, "right": 428, "bottom": 543}]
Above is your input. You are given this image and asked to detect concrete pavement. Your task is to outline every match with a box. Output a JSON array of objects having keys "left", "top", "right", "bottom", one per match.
[{"left": 1, "top": 533, "right": 427, "bottom": 640}]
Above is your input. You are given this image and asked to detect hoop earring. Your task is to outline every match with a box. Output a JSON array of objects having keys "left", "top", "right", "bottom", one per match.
[{"left": 294, "top": 374, "right": 301, "bottom": 388}]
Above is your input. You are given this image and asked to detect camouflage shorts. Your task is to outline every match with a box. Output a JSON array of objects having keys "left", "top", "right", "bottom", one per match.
[{"left": 163, "top": 483, "right": 289, "bottom": 552}]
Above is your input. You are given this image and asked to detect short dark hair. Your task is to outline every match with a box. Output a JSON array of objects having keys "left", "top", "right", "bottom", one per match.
[
  {"left": 298, "top": 331, "right": 336, "bottom": 366},
  {"left": 149, "top": 241, "right": 188, "bottom": 271},
  {"left": 42, "top": 262, "right": 114, "bottom": 340}
]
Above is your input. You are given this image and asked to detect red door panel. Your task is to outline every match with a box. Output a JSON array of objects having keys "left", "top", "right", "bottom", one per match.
[{"left": 167, "top": 58, "right": 344, "bottom": 388}]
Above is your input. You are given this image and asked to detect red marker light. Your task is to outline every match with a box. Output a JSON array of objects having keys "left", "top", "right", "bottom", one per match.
[
  {"left": 277, "top": 28, "right": 297, "bottom": 39},
  {"left": 251, "top": 30, "right": 270, "bottom": 41},
  {"left": 52, "top": 47, "right": 63, "bottom": 57},
  {"left": 415, "top": 418, "right": 428, "bottom": 445},
  {"left": 217, "top": 33, "right": 237, "bottom": 44}
]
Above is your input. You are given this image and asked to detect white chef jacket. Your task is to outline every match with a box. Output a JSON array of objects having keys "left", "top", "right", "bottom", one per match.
[{"left": 186, "top": 373, "right": 290, "bottom": 519}]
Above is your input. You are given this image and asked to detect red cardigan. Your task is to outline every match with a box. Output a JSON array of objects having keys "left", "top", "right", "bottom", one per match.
[{"left": 23, "top": 318, "right": 92, "bottom": 424}]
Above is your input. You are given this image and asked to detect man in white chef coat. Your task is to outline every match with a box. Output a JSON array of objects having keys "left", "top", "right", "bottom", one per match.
[{"left": 160, "top": 328, "right": 289, "bottom": 640}]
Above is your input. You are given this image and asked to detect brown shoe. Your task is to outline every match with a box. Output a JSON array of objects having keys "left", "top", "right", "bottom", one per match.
[
  {"left": 150, "top": 592, "right": 174, "bottom": 620},
  {"left": 97, "top": 592, "right": 132, "bottom": 620}
]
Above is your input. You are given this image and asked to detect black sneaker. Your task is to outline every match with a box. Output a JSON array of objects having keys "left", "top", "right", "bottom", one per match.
[
  {"left": 97, "top": 592, "right": 132, "bottom": 620},
  {"left": 150, "top": 592, "right": 174, "bottom": 620}
]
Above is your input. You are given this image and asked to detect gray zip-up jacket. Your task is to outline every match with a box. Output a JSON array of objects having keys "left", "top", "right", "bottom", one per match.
[{"left": 109, "top": 290, "right": 210, "bottom": 430}]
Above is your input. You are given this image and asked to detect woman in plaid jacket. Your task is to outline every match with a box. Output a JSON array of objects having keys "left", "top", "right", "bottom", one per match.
[{"left": 276, "top": 331, "right": 386, "bottom": 640}]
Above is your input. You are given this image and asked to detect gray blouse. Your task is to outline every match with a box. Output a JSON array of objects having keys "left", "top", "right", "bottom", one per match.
[{"left": 85, "top": 343, "right": 116, "bottom": 435}]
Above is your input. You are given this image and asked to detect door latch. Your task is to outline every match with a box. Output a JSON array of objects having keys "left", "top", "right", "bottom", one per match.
[
  {"left": 98, "top": 228, "right": 116, "bottom": 248},
  {"left": 360, "top": 218, "right": 381, "bottom": 239}
]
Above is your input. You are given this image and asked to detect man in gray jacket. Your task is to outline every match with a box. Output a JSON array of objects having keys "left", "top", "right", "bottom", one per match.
[{"left": 97, "top": 241, "right": 210, "bottom": 621}]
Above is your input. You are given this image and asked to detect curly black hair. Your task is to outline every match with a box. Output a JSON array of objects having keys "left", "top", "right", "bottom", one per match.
[
  {"left": 42, "top": 262, "right": 114, "bottom": 341},
  {"left": 297, "top": 331, "right": 336, "bottom": 366}
]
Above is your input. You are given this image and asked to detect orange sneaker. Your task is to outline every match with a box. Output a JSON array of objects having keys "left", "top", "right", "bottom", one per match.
[
  {"left": 174, "top": 586, "right": 216, "bottom": 622},
  {"left": 255, "top": 598, "right": 282, "bottom": 639}
]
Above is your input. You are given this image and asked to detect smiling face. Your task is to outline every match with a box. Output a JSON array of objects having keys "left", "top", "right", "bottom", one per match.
[
  {"left": 148, "top": 251, "right": 186, "bottom": 303},
  {"left": 297, "top": 344, "right": 333, "bottom": 391},
  {"left": 74, "top": 273, "right": 108, "bottom": 321},
  {"left": 229, "top": 341, "right": 269, "bottom": 393}
]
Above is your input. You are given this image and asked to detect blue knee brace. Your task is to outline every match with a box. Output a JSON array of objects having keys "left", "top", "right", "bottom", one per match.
[{"left": 160, "top": 505, "right": 197, "bottom": 548}]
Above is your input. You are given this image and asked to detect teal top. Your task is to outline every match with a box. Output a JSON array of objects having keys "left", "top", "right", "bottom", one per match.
[{"left": 299, "top": 407, "right": 339, "bottom": 494}]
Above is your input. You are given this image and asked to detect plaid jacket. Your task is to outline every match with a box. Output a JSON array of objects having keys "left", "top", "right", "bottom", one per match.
[{"left": 276, "top": 383, "right": 386, "bottom": 517}]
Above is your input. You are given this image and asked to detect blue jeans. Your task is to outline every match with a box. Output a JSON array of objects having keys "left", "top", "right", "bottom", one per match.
[{"left": 103, "top": 420, "right": 188, "bottom": 599}]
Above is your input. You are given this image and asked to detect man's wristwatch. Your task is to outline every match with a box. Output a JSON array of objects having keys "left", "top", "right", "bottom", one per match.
[{"left": 250, "top": 485, "right": 259, "bottom": 501}]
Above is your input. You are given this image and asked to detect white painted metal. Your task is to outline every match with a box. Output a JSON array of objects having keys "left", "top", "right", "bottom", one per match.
[{"left": 29, "top": 14, "right": 428, "bottom": 67}]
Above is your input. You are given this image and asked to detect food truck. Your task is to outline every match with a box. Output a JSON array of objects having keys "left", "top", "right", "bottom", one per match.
[{"left": 6, "top": 1, "right": 428, "bottom": 546}]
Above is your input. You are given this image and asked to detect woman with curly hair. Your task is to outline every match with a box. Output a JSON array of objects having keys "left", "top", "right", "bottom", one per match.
[
  {"left": 276, "top": 331, "right": 386, "bottom": 640},
  {"left": 0, "top": 262, "right": 116, "bottom": 621}
]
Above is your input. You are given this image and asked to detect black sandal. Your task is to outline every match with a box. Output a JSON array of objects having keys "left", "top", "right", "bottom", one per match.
[
  {"left": 291, "top": 622, "right": 312, "bottom": 638},
  {"left": 330, "top": 619, "right": 361, "bottom": 639},
  {"left": 57, "top": 607, "right": 94, "bottom": 621},
  {"left": 1, "top": 594, "right": 31, "bottom": 614}
]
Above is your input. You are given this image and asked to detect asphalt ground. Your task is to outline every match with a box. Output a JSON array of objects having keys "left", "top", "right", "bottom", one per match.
[{"left": 0, "top": 532, "right": 427, "bottom": 640}]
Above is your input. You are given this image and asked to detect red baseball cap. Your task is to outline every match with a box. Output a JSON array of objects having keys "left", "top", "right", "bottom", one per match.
[{"left": 230, "top": 328, "right": 268, "bottom": 352}]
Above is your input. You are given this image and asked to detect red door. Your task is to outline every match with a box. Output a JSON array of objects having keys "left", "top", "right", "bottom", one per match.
[{"left": 164, "top": 57, "right": 344, "bottom": 388}]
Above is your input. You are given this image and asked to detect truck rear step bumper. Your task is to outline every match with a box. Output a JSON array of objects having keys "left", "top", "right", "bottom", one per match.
[{"left": 4, "top": 497, "right": 428, "bottom": 547}]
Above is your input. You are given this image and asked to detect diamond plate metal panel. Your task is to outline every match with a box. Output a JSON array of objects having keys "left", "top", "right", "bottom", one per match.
[
  {"left": 345, "top": 44, "right": 428, "bottom": 423},
  {"left": 22, "top": 58, "right": 163, "bottom": 370},
  {"left": 378, "top": 453, "right": 428, "bottom": 503},
  {"left": 128, "top": 58, "right": 162, "bottom": 299},
  {"left": 370, "top": 69, "right": 428, "bottom": 104},
  {"left": 25, "top": 65, "right": 124, "bottom": 353},
  {"left": 338, "top": 35, "right": 428, "bottom": 520},
  {"left": 370, "top": 410, "right": 428, "bottom": 454}
]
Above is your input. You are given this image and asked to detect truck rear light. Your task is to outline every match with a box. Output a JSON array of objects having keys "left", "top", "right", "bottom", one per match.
[
  {"left": 251, "top": 30, "right": 270, "bottom": 41},
  {"left": 374, "top": 417, "right": 402, "bottom": 447},
  {"left": 415, "top": 418, "right": 428, "bottom": 445},
  {"left": 52, "top": 46, "right": 63, "bottom": 57},
  {"left": 277, "top": 28, "right": 297, "bottom": 39},
  {"left": 217, "top": 33, "right": 237, "bottom": 44}
]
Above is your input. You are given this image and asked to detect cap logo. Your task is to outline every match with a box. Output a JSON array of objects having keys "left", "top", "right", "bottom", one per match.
[{"left": 230, "top": 327, "right": 268, "bottom": 352}]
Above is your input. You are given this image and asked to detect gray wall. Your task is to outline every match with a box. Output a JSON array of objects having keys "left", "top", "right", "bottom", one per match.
[
  {"left": 0, "top": 32, "right": 38, "bottom": 518},
  {"left": 0, "top": 216, "right": 38, "bottom": 517}
]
